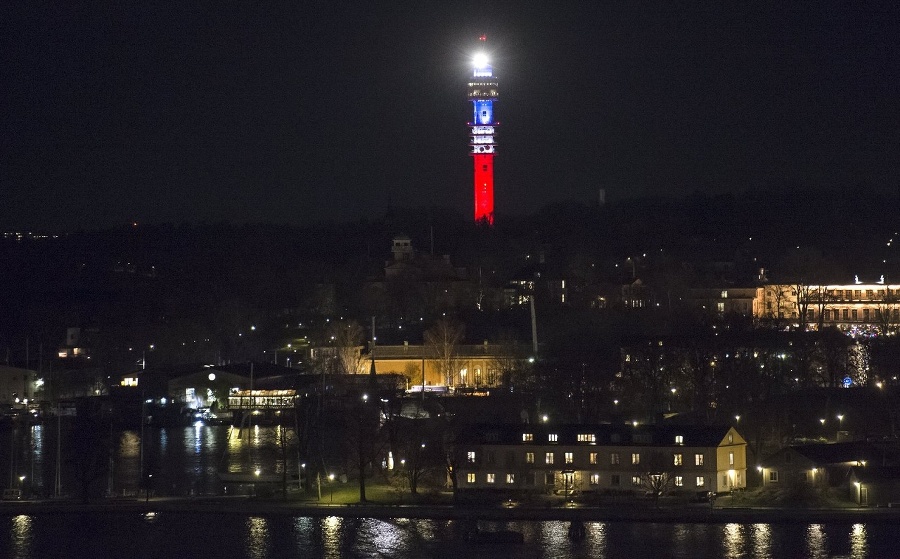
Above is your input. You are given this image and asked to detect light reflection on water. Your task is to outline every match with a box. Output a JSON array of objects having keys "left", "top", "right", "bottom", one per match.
[
  {"left": 0, "top": 514, "right": 892, "bottom": 558},
  {"left": 850, "top": 523, "right": 868, "bottom": 559},
  {"left": 245, "top": 516, "right": 270, "bottom": 559}
]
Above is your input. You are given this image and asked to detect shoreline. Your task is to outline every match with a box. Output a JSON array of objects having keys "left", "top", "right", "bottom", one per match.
[{"left": 2, "top": 497, "right": 899, "bottom": 524}]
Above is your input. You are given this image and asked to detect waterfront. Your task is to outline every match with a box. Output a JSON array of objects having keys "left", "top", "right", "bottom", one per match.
[
  {"left": 0, "top": 512, "right": 890, "bottom": 558},
  {"left": 0, "top": 422, "right": 298, "bottom": 498}
]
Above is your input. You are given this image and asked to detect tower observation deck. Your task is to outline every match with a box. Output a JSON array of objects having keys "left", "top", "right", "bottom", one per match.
[{"left": 468, "top": 36, "right": 498, "bottom": 224}]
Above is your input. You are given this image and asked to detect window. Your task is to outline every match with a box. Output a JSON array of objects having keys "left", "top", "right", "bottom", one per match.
[
  {"left": 843, "top": 309, "right": 849, "bottom": 320},
  {"left": 673, "top": 453, "right": 683, "bottom": 466},
  {"left": 486, "top": 473, "right": 495, "bottom": 484},
  {"left": 506, "top": 473, "right": 515, "bottom": 484},
  {"left": 466, "top": 473, "right": 475, "bottom": 484},
  {"left": 548, "top": 433, "right": 558, "bottom": 442},
  {"left": 545, "top": 473, "right": 554, "bottom": 485},
  {"left": 522, "top": 433, "right": 533, "bottom": 442},
  {"left": 696, "top": 476, "right": 705, "bottom": 487},
  {"left": 728, "top": 434, "right": 733, "bottom": 444},
  {"left": 525, "top": 452, "right": 535, "bottom": 464},
  {"left": 526, "top": 473, "right": 536, "bottom": 486},
  {"left": 675, "top": 476, "right": 683, "bottom": 487},
  {"left": 467, "top": 451, "right": 476, "bottom": 464},
  {"left": 590, "top": 452, "right": 598, "bottom": 465},
  {"left": 769, "top": 471, "right": 778, "bottom": 482},
  {"left": 632, "top": 476, "right": 641, "bottom": 486},
  {"left": 610, "top": 453, "right": 620, "bottom": 465},
  {"left": 578, "top": 433, "right": 595, "bottom": 443},
  {"left": 486, "top": 451, "right": 495, "bottom": 465},
  {"left": 852, "top": 309, "right": 858, "bottom": 320},
  {"left": 590, "top": 473, "right": 600, "bottom": 486},
  {"left": 610, "top": 474, "right": 620, "bottom": 486},
  {"left": 675, "top": 435, "right": 684, "bottom": 445},
  {"left": 631, "top": 453, "right": 640, "bottom": 465},
  {"left": 729, "top": 452, "right": 734, "bottom": 466},
  {"left": 695, "top": 454, "right": 704, "bottom": 466},
  {"left": 564, "top": 452, "right": 574, "bottom": 464},
  {"left": 545, "top": 452, "right": 554, "bottom": 465},
  {"left": 864, "top": 309, "right": 870, "bottom": 321}
]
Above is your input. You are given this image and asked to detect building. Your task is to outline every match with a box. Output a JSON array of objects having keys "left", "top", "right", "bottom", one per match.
[
  {"left": 0, "top": 365, "right": 38, "bottom": 405},
  {"left": 468, "top": 35, "right": 498, "bottom": 224},
  {"left": 367, "top": 341, "right": 530, "bottom": 391},
  {"left": 759, "top": 442, "right": 878, "bottom": 489},
  {"left": 456, "top": 423, "right": 747, "bottom": 496},
  {"left": 759, "top": 280, "right": 900, "bottom": 332}
]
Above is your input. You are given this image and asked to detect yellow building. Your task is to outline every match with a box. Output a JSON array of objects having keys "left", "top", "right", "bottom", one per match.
[{"left": 367, "top": 342, "right": 530, "bottom": 391}]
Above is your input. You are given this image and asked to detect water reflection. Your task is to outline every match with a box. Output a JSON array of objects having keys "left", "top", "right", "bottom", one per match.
[
  {"left": 751, "top": 523, "right": 771, "bottom": 558},
  {"left": 722, "top": 523, "right": 744, "bottom": 558},
  {"left": 245, "top": 516, "right": 270, "bottom": 559},
  {"left": 322, "top": 516, "right": 342, "bottom": 559},
  {"left": 10, "top": 515, "right": 32, "bottom": 559},
  {"left": 850, "top": 523, "right": 868, "bottom": 559},
  {"left": 806, "top": 524, "right": 827, "bottom": 559}
]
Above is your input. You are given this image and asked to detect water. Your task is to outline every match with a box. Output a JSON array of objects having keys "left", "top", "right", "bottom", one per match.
[
  {"left": 1, "top": 422, "right": 296, "bottom": 498},
  {"left": 0, "top": 514, "right": 889, "bottom": 558},
  {"left": 0, "top": 424, "right": 893, "bottom": 557}
]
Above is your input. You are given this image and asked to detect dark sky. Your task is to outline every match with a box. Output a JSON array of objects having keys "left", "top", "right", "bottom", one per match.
[{"left": 2, "top": 1, "right": 898, "bottom": 231}]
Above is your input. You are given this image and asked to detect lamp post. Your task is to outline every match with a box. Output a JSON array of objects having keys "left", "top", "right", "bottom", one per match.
[{"left": 837, "top": 414, "right": 844, "bottom": 441}]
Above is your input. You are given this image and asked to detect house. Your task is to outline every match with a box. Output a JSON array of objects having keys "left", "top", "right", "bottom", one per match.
[
  {"left": 0, "top": 365, "right": 38, "bottom": 405},
  {"left": 759, "top": 442, "right": 877, "bottom": 488},
  {"left": 848, "top": 466, "right": 900, "bottom": 506},
  {"left": 455, "top": 423, "right": 746, "bottom": 496}
]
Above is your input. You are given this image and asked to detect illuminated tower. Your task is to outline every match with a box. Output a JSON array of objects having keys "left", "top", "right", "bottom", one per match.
[{"left": 468, "top": 35, "right": 498, "bottom": 224}]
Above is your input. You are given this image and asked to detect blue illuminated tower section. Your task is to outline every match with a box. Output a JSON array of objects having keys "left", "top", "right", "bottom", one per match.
[{"left": 468, "top": 36, "right": 498, "bottom": 224}]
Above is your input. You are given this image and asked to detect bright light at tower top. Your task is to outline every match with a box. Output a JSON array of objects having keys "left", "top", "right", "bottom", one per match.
[{"left": 473, "top": 52, "right": 489, "bottom": 69}]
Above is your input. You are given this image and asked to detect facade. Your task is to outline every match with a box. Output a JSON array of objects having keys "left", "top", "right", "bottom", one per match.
[
  {"left": 0, "top": 365, "right": 38, "bottom": 405},
  {"left": 685, "top": 280, "right": 900, "bottom": 333},
  {"left": 456, "top": 423, "right": 747, "bottom": 496},
  {"left": 468, "top": 35, "right": 498, "bottom": 223},
  {"left": 367, "top": 341, "right": 529, "bottom": 391},
  {"left": 760, "top": 442, "right": 875, "bottom": 489}
]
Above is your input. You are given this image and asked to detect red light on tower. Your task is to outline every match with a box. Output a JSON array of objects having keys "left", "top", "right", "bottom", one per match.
[{"left": 468, "top": 37, "right": 497, "bottom": 224}]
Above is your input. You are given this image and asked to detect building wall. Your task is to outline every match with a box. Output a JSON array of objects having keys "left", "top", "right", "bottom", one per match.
[{"left": 458, "top": 438, "right": 746, "bottom": 494}]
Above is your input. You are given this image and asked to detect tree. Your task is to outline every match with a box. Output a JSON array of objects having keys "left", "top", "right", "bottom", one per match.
[
  {"left": 424, "top": 319, "right": 464, "bottom": 386},
  {"left": 875, "top": 288, "right": 900, "bottom": 335},
  {"left": 640, "top": 451, "right": 675, "bottom": 507},
  {"left": 332, "top": 320, "right": 365, "bottom": 374}
]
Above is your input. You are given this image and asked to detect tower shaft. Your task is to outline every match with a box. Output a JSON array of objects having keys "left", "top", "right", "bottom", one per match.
[{"left": 468, "top": 41, "right": 498, "bottom": 224}]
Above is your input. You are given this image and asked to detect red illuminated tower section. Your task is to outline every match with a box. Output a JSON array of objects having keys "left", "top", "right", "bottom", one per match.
[{"left": 468, "top": 36, "right": 498, "bottom": 224}]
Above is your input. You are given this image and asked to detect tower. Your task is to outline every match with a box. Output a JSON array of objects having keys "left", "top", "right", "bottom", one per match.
[{"left": 468, "top": 35, "right": 498, "bottom": 224}]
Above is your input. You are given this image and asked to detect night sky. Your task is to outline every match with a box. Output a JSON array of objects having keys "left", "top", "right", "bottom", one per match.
[{"left": 2, "top": 2, "right": 898, "bottom": 232}]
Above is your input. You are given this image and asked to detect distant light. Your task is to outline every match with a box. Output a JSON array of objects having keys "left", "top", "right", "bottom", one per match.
[
  {"left": 208, "top": 373, "right": 216, "bottom": 381},
  {"left": 474, "top": 53, "right": 488, "bottom": 68}
]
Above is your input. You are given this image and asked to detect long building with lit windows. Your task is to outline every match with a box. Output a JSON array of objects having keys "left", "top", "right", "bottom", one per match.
[
  {"left": 688, "top": 279, "right": 900, "bottom": 333},
  {"left": 455, "top": 423, "right": 746, "bottom": 496}
]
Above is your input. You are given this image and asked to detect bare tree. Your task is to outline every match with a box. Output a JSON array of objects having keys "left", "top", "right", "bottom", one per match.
[
  {"left": 875, "top": 288, "right": 900, "bottom": 335},
  {"left": 640, "top": 451, "right": 675, "bottom": 507},
  {"left": 332, "top": 320, "right": 365, "bottom": 374},
  {"left": 765, "top": 284, "right": 796, "bottom": 328},
  {"left": 424, "top": 319, "right": 464, "bottom": 386}
]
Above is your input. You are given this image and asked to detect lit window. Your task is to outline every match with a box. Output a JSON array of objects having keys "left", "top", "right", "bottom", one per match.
[
  {"left": 577, "top": 433, "right": 595, "bottom": 443},
  {"left": 522, "top": 433, "right": 533, "bottom": 442},
  {"left": 545, "top": 452, "right": 554, "bottom": 465},
  {"left": 506, "top": 473, "right": 515, "bottom": 484},
  {"left": 525, "top": 452, "right": 534, "bottom": 464},
  {"left": 675, "top": 476, "right": 683, "bottom": 487},
  {"left": 632, "top": 476, "right": 641, "bottom": 486},
  {"left": 696, "top": 476, "right": 705, "bottom": 487},
  {"left": 632, "top": 453, "right": 640, "bottom": 465},
  {"left": 675, "top": 435, "right": 683, "bottom": 445},
  {"left": 564, "top": 452, "right": 573, "bottom": 464},
  {"left": 487, "top": 473, "right": 495, "bottom": 484},
  {"left": 611, "top": 453, "right": 620, "bottom": 465},
  {"left": 695, "top": 454, "right": 704, "bottom": 466},
  {"left": 729, "top": 452, "right": 734, "bottom": 466},
  {"left": 466, "top": 473, "right": 475, "bottom": 484},
  {"left": 673, "top": 453, "right": 683, "bottom": 466},
  {"left": 467, "top": 451, "right": 476, "bottom": 464},
  {"left": 589, "top": 452, "right": 598, "bottom": 465},
  {"left": 590, "top": 474, "right": 600, "bottom": 485},
  {"left": 548, "top": 434, "right": 558, "bottom": 442}
]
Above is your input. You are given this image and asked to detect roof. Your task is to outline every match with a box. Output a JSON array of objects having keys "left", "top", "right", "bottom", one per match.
[
  {"left": 763, "top": 442, "right": 877, "bottom": 467},
  {"left": 456, "top": 423, "right": 739, "bottom": 448}
]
